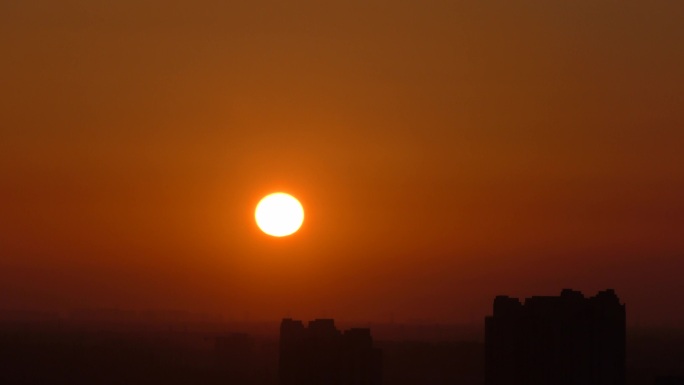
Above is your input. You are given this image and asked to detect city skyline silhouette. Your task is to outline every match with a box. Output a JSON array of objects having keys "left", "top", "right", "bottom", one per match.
[{"left": 2, "top": 290, "right": 683, "bottom": 384}]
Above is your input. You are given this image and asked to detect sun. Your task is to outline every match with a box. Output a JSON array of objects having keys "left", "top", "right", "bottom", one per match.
[{"left": 255, "top": 192, "right": 304, "bottom": 237}]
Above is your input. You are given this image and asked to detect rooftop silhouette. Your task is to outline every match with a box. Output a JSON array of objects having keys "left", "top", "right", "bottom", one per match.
[
  {"left": 279, "top": 318, "right": 382, "bottom": 385},
  {"left": 485, "top": 289, "right": 626, "bottom": 385}
]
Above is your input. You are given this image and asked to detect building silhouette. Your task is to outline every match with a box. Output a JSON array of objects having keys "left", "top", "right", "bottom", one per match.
[
  {"left": 655, "top": 377, "right": 684, "bottom": 385},
  {"left": 485, "top": 289, "right": 626, "bottom": 385},
  {"left": 279, "top": 318, "right": 382, "bottom": 385}
]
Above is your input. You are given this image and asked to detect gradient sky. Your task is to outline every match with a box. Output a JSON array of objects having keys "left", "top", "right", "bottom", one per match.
[{"left": 1, "top": 0, "right": 683, "bottom": 326}]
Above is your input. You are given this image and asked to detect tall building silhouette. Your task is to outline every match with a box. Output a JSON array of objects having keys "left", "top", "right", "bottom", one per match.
[
  {"left": 485, "top": 289, "right": 626, "bottom": 385},
  {"left": 279, "top": 318, "right": 382, "bottom": 385}
]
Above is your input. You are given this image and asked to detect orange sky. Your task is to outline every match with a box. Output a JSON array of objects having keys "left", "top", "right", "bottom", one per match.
[{"left": 1, "top": 0, "right": 683, "bottom": 326}]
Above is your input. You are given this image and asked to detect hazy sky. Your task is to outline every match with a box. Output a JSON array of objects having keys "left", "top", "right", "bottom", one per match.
[{"left": 1, "top": 0, "right": 683, "bottom": 325}]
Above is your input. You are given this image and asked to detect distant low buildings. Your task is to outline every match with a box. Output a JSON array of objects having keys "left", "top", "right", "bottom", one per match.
[
  {"left": 279, "top": 318, "right": 382, "bottom": 385},
  {"left": 485, "top": 289, "right": 626, "bottom": 385}
]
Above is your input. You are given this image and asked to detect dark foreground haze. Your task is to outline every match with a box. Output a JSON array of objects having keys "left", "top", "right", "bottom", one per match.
[{"left": 1, "top": 314, "right": 682, "bottom": 385}]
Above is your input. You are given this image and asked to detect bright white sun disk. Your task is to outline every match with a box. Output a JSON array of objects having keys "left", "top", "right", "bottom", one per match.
[{"left": 255, "top": 193, "right": 304, "bottom": 237}]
